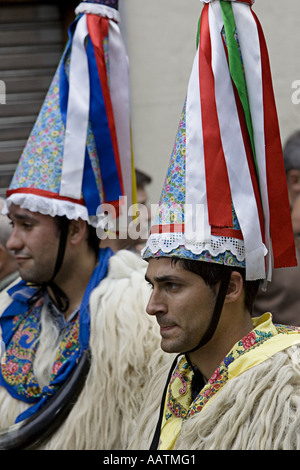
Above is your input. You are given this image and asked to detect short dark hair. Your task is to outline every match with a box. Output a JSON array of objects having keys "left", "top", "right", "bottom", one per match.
[
  {"left": 172, "top": 258, "right": 260, "bottom": 313},
  {"left": 135, "top": 169, "right": 152, "bottom": 189},
  {"left": 54, "top": 215, "right": 99, "bottom": 258},
  {"left": 283, "top": 130, "right": 300, "bottom": 174}
]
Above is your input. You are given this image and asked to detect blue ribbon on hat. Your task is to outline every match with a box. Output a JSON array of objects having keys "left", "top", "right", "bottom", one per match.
[{"left": 59, "top": 14, "right": 123, "bottom": 215}]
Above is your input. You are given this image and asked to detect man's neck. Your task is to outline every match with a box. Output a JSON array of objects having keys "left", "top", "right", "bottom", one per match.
[
  {"left": 189, "top": 308, "right": 253, "bottom": 381},
  {"left": 49, "top": 250, "right": 98, "bottom": 320}
]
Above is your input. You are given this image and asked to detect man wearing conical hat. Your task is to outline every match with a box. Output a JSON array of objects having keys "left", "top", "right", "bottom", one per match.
[
  {"left": 129, "top": 0, "right": 300, "bottom": 450},
  {"left": 0, "top": 0, "right": 166, "bottom": 449}
]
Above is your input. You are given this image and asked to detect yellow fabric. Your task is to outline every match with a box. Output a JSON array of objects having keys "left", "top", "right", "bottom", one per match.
[
  {"left": 159, "top": 360, "right": 194, "bottom": 450},
  {"left": 228, "top": 315, "right": 300, "bottom": 381},
  {"left": 159, "top": 313, "right": 300, "bottom": 450}
]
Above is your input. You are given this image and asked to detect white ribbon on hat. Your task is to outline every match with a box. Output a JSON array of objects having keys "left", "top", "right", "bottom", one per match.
[
  {"left": 60, "top": 14, "right": 90, "bottom": 200},
  {"left": 209, "top": 1, "right": 267, "bottom": 280},
  {"left": 61, "top": 4, "right": 133, "bottom": 206},
  {"left": 232, "top": 1, "right": 271, "bottom": 278},
  {"left": 108, "top": 20, "right": 133, "bottom": 207},
  {"left": 185, "top": 45, "right": 211, "bottom": 243}
]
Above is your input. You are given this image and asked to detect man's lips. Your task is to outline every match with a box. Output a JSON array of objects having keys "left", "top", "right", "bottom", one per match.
[
  {"left": 15, "top": 255, "right": 31, "bottom": 263},
  {"left": 159, "top": 324, "right": 178, "bottom": 334}
]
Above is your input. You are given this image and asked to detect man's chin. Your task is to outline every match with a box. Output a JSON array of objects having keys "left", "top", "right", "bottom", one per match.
[
  {"left": 160, "top": 339, "right": 183, "bottom": 355},
  {"left": 17, "top": 269, "right": 40, "bottom": 284},
  {"left": 18, "top": 273, "right": 35, "bottom": 283}
]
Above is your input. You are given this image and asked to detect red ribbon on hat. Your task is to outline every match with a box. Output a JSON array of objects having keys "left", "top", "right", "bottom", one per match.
[
  {"left": 251, "top": 10, "right": 297, "bottom": 268},
  {"left": 198, "top": 4, "right": 233, "bottom": 229}
]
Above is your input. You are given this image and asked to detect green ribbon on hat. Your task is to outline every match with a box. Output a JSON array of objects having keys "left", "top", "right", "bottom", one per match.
[{"left": 219, "top": 1, "right": 258, "bottom": 174}]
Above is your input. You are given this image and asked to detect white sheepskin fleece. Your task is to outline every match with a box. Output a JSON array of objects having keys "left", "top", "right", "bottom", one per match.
[
  {"left": 0, "top": 250, "right": 169, "bottom": 450},
  {"left": 129, "top": 346, "right": 300, "bottom": 450}
]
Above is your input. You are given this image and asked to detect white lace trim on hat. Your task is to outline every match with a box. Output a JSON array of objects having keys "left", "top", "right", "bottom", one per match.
[
  {"left": 4, "top": 193, "right": 97, "bottom": 226},
  {"left": 75, "top": 3, "right": 120, "bottom": 22},
  {"left": 144, "top": 231, "right": 245, "bottom": 261}
]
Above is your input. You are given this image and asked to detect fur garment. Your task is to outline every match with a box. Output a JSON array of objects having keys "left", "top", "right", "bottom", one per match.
[
  {"left": 0, "top": 250, "right": 168, "bottom": 450},
  {"left": 129, "top": 345, "right": 300, "bottom": 450}
]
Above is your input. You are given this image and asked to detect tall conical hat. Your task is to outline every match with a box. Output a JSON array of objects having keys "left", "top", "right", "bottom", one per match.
[
  {"left": 0, "top": 0, "right": 137, "bottom": 426},
  {"left": 143, "top": 0, "right": 296, "bottom": 281},
  {"left": 5, "top": 0, "right": 136, "bottom": 224}
]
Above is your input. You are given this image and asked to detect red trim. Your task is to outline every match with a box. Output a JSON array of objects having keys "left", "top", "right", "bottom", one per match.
[
  {"left": 211, "top": 226, "right": 243, "bottom": 240},
  {"left": 6, "top": 187, "right": 86, "bottom": 206},
  {"left": 150, "top": 224, "right": 185, "bottom": 234},
  {"left": 199, "top": 5, "right": 233, "bottom": 229},
  {"left": 150, "top": 224, "right": 243, "bottom": 240},
  {"left": 252, "top": 11, "right": 297, "bottom": 268}
]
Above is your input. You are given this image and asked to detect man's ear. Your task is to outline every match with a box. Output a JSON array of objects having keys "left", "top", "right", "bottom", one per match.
[
  {"left": 225, "top": 271, "right": 244, "bottom": 304},
  {"left": 68, "top": 219, "right": 87, "bottom": 246},
  {"left": 0, "top": 244, "right": 6, "bottom": 271}
]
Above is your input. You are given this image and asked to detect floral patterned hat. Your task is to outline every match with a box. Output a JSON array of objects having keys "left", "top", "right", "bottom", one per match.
[
  {"left": 5, "top": 0, "right": 136, "bottom": 224},
  {"left": 143, "top": 0, "right": 296, "bottom": 281}
]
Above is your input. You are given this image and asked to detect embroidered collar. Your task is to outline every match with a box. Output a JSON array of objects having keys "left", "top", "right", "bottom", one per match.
[
  {"left": 0, "top": 248, "right": 113, "bottom": 423},
  {"left": 159, "top": 313, "right": 300, "bottom": 450}
]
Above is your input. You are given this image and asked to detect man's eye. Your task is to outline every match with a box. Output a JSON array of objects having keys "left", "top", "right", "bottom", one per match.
[
  {"left": 22, "top": 223, "right": 33, "bottom": 230},
  {"left": 166, "top": 282, "right": 180, "bottom": 291}
]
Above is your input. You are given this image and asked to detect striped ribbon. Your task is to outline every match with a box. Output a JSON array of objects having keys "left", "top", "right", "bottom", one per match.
[
  {"left": 250, "top": 9, "right": 296, "bottom": 269},
  {"left": 185, "top": 0, "right": 296, "bottom": 279},
  {"left": 59, "top": 9, "right": 134, "bottom": 215}
]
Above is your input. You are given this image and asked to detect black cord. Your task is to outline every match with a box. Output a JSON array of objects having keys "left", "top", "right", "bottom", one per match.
[
  {"left": 28, "top": 219, "right": 70, "bottom": 312},
  {"left": 149, "top": 266, "right": 232, "bottom": 450},
  {"left": 149, "top": 353, "right": 182, "bottom": 451},
  {"left": 186, "top": 266, "right": 232, "bottom": 353}
]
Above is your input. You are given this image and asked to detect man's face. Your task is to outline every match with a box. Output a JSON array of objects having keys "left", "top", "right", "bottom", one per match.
[
  {"left": 6, "top": 204, "right": 61, "bottom": 283},
  {"left": 145, "top": 257, "right": 217, "bottom": 354}
]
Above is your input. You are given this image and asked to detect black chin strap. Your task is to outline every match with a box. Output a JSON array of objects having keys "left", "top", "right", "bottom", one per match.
[
  {"left": 29, "top": 219, "right": 70, "bottom": 313},
  {"left": 185, "top": 266, "right": 232, "bottom": 354},
  {"left": 149, "top": 266, "right": 232, "bottom": 450}
]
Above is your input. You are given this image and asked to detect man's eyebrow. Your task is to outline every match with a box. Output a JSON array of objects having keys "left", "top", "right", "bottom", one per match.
[
  {"left": 8, "top": 213, "right": 39, "bottom": 223},
  {"left": 145, "top": 274, "right": 182, "bottom": 284}
]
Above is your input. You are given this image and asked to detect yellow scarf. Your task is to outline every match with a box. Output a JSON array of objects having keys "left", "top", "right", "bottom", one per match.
[{"left": 159, "top": 313, "right": 300, "bottom": 450}]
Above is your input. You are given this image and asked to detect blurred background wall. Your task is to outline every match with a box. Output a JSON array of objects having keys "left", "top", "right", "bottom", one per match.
[
  {"left": 0, "top": 0, "right": 77, "bottom": 196},
  {"left": 0, "top": 0, "right": 299, "bottom": 205},
  {"left": 121, "top": 0, "right": 300, "bottom": 204}
]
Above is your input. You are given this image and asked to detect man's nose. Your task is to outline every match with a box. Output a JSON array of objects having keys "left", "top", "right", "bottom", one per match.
[
  {"left": 6, "top": 227, "right": 22, "bottom": 252},
  {"left": 146, "top": 289, "right": 167, "bottom": 317}
]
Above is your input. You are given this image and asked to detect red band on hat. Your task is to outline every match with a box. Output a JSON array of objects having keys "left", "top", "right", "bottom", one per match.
[
  {"left": 150, "top": 224, "right": 243, "bottom": 240},
  {"left": 6, "top": 187, "right": 86, "bottom": 205},
  {"left": 150, "top": 224, "right": 184, "bottom": 234},
  {"left": 211, "top": 226, "right": 243, "bottom": 240}
]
